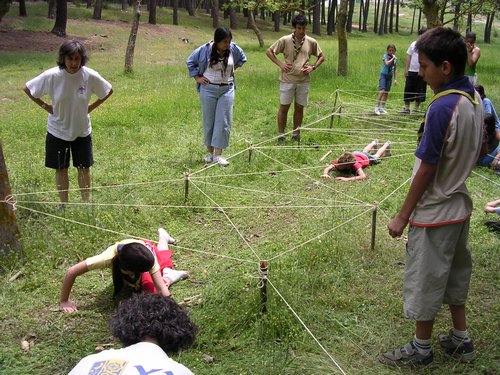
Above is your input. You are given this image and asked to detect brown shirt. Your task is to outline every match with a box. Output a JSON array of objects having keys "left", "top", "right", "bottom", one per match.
[{"left": 269, "top": 33, "right": 323, "bottom": 84}]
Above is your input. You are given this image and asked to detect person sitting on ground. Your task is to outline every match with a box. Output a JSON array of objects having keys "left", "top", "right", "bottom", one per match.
[
  {"left": 68, "top": 293, "right": 197, "bottom": 375},
  {"left": 321, "top": 139, "right": 391, "bottom": 181},
  {"left": 59, "top": 227, "right": 188, "bottom": 313},
  {"left": 485, "top": 199, "right": 500, "bottom": 216},
  {"left": 477, "top": 114, "right": 500, "bottom": 172}
]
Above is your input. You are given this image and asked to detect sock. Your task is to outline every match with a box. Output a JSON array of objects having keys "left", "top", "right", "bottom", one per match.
[
  {"left": 413, "top": 335, "right": 432, "bottom": 356},
  {"left": 452, "top": 329, "right": 470, "bottom": 346}
]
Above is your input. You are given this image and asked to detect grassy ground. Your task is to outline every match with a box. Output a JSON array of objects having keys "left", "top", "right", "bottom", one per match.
[{"left": 1, "top": 3, "right": 499, "bottom": 374}]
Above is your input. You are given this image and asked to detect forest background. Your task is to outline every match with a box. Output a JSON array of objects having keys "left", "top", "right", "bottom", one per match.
[{"left": 0, "top": 0, "right": 499, "bottom": 374}]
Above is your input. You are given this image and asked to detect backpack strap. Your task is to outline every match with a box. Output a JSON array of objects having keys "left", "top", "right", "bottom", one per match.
[{"left": 417, "top": 89, "right": 479, "bottom": 145}]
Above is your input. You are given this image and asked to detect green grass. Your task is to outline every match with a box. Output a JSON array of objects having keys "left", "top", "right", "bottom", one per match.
[{"left": 1, "top": 3, "right": 499, "bottom": 375}]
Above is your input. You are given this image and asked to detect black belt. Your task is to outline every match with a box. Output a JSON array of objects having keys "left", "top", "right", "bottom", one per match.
[{"left": 209, "top": 82, "right": 233, "bottom": 86}]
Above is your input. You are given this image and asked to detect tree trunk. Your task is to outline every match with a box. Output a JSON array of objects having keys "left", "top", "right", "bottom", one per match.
[
  {"left": 211, "top": 0, "right": 219, "bottom": 28},
  {"left": 0, "top": 142, "right": 22, "bottom": 256},
  {"left": 439, "top": 0, "right": 446, "bottom": 24},
  {"left": 86, "top": 0, "right": 92, "bottom": 9},
  {"left": 346, "top": 0, "right": 355, "bottom": 32},
  {"left": 185, "top": 0, "right": 193, "bottom": 15},
  {"left": 410, "top": 6, "right": 415, "bottom": 33},
  {"left": 229, "top": 7, "right": 237, "bottom": 29},
  {"left": 0, "top": 0, "right": 11, "bottom": 22},
  {"left": 172, "top": 0, "right": 179, "bottom": 25},
  {"left": 452, "top": 2, "right": 460, "bottom": 31},
  {"left": 273, "top": 10, "right": 280, "bottom": 32},
  {"left": 51, "top": 0, "right": 67, "bottom": 36},
  {"left": 395, "top": 0, "right": 399, "bottom": 32},
  {"left": 389, "top": 0, "right": 394, "bottom": 33},
  {"left": 312, "top": 0, "right": 321, "bottom": 35},
  {"left": 48, "top": 0, "right": 56, "bottom": 18},
  {"left": 149, "top": 0, "right": 157, "bottom": 24},
  {"left": 417, "top": 7, "right": 422, "bottom": 30},
  {"left": 124, "top": 0, "right": 141, "bottom": 73},
  {"left": 374, "top": 0, "right": 380, "bottom": 33},
  {"left": 321, "top": 0, "right": 325, "bottom": 24},
  {"left": 19, "top": 0, "right": 27, "bottom": 16},
  {"left": 362, "top": 0, "right": 369, "bottom": 32},
  {"left": 93, "top": 0, "right": 103, "bottom": 20},
  {"left": 422, "top": 0, "right": 441, "bottom": 28},
  {"left": 248, "top": 10, "right": 264, "bottom": 48},
  {"left": 121, "top": 0, "right": 128, "bottom": 12},
  {"left": 337, "top": 0, "right": 348, "bottom": 76},
  {"left": 378, "top": 0, "right": 386, "bottom": 35},
  {"left": 484, "top": 11, "right": 494, "bottom": 43},
  {"left": 327, "top": 0, "right": 336, "bottom": 35}
]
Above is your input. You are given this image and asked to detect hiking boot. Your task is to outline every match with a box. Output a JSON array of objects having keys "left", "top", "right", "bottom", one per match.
[
  {"left": 438, "top": 330, "right": 476, "bottom": 362},
  {"left": 380, "top": 342, "right": 434, "bottom": 368}
]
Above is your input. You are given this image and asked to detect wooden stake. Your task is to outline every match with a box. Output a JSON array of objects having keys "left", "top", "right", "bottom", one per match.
[
  {"left": 370, "top": 205, "right": 378, "bottom": 251},
  {"left": 329, "top": 89, "right": 339, "bottom": 128},
  {"left": 184, "top": 172, "right": 190, "bottom": 204},
  {"left": 248, "top": 145, "right": 253, "bottom": 163},
  {"left": 260, "top": 260, "right": 268, "bottom": 314}
]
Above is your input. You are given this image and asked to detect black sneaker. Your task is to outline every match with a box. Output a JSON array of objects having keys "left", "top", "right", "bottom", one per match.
[
  {"left": 380, "top": 341, "right": 434, "bottom": 368},
  {"left": 277, "top": 135, "right": 285, "bottom": 145},
  {"left": 291, "top": 132, "right": 300, "bottom": 142},
  {"left": 438, "top": 330, "right": 476, "bottom": 362}
]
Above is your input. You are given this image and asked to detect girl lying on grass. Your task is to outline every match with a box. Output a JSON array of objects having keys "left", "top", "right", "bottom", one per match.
[
  {"left": 59, "top": 227, "right": 188, "bottom": 313},
  {"left": 321, "top": 139, "right": 391, "bottom": 181}
]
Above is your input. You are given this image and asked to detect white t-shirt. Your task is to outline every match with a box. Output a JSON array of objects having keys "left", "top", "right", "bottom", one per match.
[
  {"left": 26, "top": 66, "right": 112, "bottom": 141},
  {"left": 406, "top": 41, "right": 420, "bottom": 73},
  {"left": 202, "top": 46, "right": 235, "bottom": 84},
  {"left": 68, "top": 342, "right": 193, "bottom": 375}
]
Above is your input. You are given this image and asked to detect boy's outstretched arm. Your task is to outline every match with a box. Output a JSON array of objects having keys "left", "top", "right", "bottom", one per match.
[
  {"left": 388, "top": 161, "right": 437, "bottom": 237},
  {"left": 321, "top": 164, "right": 335, "bottom": 178},
  {"left": 60, "top": 261, "right": 89, "bottom": 313},
  {"left": 335, "top": 168, "right": 367, "bottom": 181}
]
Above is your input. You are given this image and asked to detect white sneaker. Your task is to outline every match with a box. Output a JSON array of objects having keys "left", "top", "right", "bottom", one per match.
[
  {"left": 380, "top": 108, "right": 388, "bottom": 114},
  {"left": 384, "top": 141, "right": 392, "bottom": 157},
  {"left": 203, "top": 153, "right": 213, "bottom": 163},
  {"left": 162, "top": 268, "right": 189, "bottom": 286},
  {"left": 158, "top": 227, "right": 177, "bottom": 245},
  {"left": 214, "top": 155, "right": 229, "bottom": 167},
  {"left": 374, "top": 107, "right": 381, "bottom": 116}
]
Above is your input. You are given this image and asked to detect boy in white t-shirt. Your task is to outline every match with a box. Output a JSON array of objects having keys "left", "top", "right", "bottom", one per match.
[
  {"left": 68, "top": 293, "right": 197, "bottom": 375},
  {"left": 24, "top": 39, "right": 113, "bottom": 205}
]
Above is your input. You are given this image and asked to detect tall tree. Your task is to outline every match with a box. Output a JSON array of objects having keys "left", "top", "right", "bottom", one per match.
[
  {"left": 19, "top": 0, "right": 27, "bottom": 17},
  {"left": 48, "top": 0, "right": 56, "bottom": 19},
  {"left": 312, "top": 0, "right": 321, "bottom": 35},
  {"left": 273, "top": 10, "right": 281, "bottom": 31},
  {"left": 51, "top": 0, "right": 67, "bottom": 36},
  {"left": 346, "top": 0, "right": 355, "bottom": 32},
  {"left": 185, "top": 0, "right": 194, "bottom": 16},
  {"left": 173, "top": 0, "right": 180, "bottom": 25},
  {"left": 125, "top": 0, "right": 141, "bottom": 73},
  {"left": 337, "top": 0, "right": 348, "bottom": 76},
  {"left": 149, "top": 0, "right": 157, "bottom": 24},
  {"left": 229, "top": 6, "right": 238, "bottom": 28},
  {"left": 378, "top": 0, "right": 387, "bottom": 35},
  {"left": 212, "top": 0, "right": 220, "bottom": 28},
  {"left": 0, "top": 142, "right": 21, "bottom": 256},
  {"left": 327, "top": 0, "right": 337, "bottom": 35},
  {"left": 93, "top": 0, "right": 103, "bottom": 19},
  {"left": 422, "top": 0, "right": 442, "bottom": 27}
]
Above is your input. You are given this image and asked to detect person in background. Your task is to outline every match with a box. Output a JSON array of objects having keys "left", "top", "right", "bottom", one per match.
[
  {"left": 266, "top": 14, "right": 324, "bottom": 144},
  {"left": 186, "top": 27, "right": 247, "bottom": 167},
  {"left": 464, "top": 31, "right": 481, "bottom": 85},
  {"left": 374, "top": 44, "right": 397, "bottom": 115},
  {"left": 24, "top": 39, "right": 113, "bottom": 205},
  {"left": 400, "top": 29, "right": 427, "bottom": 114},
  {"left": 69, "top": 293, "right": 197, "bottom": 375}
]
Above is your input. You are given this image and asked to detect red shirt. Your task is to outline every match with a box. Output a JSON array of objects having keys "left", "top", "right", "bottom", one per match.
[{"left": 332, "top": 153, "right": 369, "bottom": 172}]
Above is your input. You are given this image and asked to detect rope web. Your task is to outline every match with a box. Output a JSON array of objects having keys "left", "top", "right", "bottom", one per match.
[{"left": 5, "top": 89, "right": 495, "bottom": 373}]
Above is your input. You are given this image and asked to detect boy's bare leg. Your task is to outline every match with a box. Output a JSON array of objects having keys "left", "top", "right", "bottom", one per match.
[
  {"left": 449, "top": 304, "right": 467, "bottom": 331},
  {"left": 214, "top": 147, "right": 223, "bottom": 157},
  {"left": 55, "top": 168, "right": 69, "bottom": 203},
  {"left": 375, "top": 91, "right": 384, "bottom": 108},
  {"left": 293, "top": 103, "right": 304, "bottom": 132},
  {"left": 363, "top": 139, "right": 378, "bottom": 153},
  {"left": 278, "top": 104, "right": 291, "bottom": 134},
  {"left": 77, "top": 167, "right": 91, "bottom": 203},
  {"left": 415, "top": 320, "right": 435, "bottom": 340},
  {"left": 158, "top": 231, "right": 168, "bottom": 251}
]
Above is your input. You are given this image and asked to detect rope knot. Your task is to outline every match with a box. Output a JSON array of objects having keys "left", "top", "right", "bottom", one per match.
[{"left": 2, "top": 194, "right": 17, "bottom": 211}]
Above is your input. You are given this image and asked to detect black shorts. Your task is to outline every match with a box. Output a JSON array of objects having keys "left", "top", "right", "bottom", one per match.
[
  {"left": 403, "top": 72, "right": 427, "bottom": 102},
  {"left": 45, "top": 132, "right": 94, "bottom": 170}
]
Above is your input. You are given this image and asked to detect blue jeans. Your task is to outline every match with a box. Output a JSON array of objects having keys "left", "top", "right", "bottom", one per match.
[
  {"left": 477, "top": 145, "right": 500, "bottom": 166},
  {"left": 199, "top": 83, "right": 235, "bottom": 149}
]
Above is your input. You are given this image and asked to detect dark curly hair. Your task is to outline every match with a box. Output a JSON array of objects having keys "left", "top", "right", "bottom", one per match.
[
  {"left": 110, "top": 293, "right": 197, "bottom": 353},
  {"left": 57, "top": 39, "right": 88, "bottom": 69},
  {"left": 112, "top": 243, "right": 155, "bottom": 296}
]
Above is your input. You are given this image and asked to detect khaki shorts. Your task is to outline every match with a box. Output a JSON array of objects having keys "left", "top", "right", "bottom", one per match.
[
  {"left": 280, "top": 81, "right": 310, "bottom": 106},
  {"left": 403, "top": 220, "right": 472, "bottom": 321}
]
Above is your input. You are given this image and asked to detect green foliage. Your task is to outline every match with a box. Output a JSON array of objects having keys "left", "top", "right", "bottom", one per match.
[{"left": 0, "top": 4, "right": 499, "bottom": 375}]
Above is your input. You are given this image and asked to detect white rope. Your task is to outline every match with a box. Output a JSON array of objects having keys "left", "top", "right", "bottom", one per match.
[
  {"left": 471, "top": 170, "right": 500, "bottom": 186},
  {"left": 268, "top": 208, "right": 372, "bottom": 262},
  {"left": 267, "top": 277, "right": 347, "bottom": 375},
  {"left": 190, "top": 180, "right": 262, "bottom": 262}
]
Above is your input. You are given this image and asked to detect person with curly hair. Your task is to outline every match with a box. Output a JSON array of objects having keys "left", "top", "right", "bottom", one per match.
[{"left": 68, "top": 293, "right": 197, "bottom": 374}]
